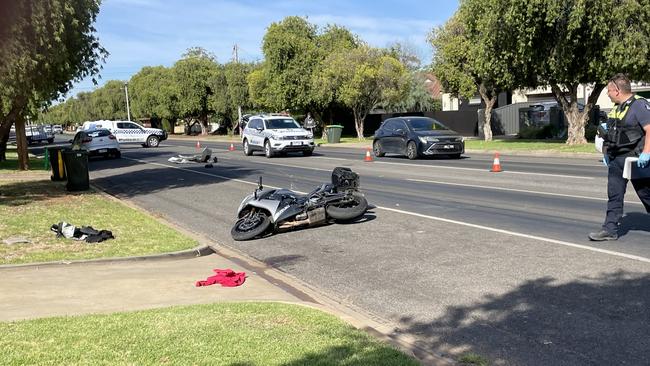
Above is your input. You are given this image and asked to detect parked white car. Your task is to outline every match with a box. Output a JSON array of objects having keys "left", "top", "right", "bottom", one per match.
[
  {"left": 52, "top": 125, "right": 63, "bottom": 134},
  {"left": 71, "top": 128, "right": 121, "bottom": 158},
  {"left": 242, "top": 115, "right": 314, "bottom": 158},
  {"left": 82, "top": 120, "right": 167, "bottom": 147}
]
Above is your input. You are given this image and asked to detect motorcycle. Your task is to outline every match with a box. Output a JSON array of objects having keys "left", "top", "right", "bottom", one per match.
[{"left": 231, "top": 167, "right": 368, "bottom": 240}]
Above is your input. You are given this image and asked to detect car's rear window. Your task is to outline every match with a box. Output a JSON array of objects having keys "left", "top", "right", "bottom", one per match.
[
  {"left": 88, "top": 130, "right": 111, "bottom": 137},
  {"left": 406, "top": 118, "right": 450, "bottom": 131},
  {"left": 266, "top": 119, "right": 300, "bottom": 129}
]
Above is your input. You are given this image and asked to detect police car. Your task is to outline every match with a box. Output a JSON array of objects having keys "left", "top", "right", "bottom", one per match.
[
  {"left": 241, "top": 114, "right": 314, "bottom": 158},
  {"left": 82, "top": 120, "right": 167, "bottom": 147}
]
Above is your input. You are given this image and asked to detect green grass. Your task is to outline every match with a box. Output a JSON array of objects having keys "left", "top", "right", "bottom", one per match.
[
  {"left": 0, "top": 180, "right": 197, "bottom": 264},
  {"left": 0, "top": 302, "right": 419, "bottom": 366},
  {"left": 458, "top": 353, "right": 490, "bottom": 365},
  {"left": 464, "top": 139, "right": 597, "bottom": 153},
  {"left": 316, "top": 136, "right": 367, "bottom": 145},
  {"left": 0, "top": 148, "right": 48, "bottom": 171}
]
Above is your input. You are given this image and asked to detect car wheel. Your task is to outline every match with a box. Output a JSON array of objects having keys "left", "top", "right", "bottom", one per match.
[
  {"left": 146, "top": 135, "right": 160, "bottom": 147},
  {"left": 114, "top": 151, "right": 121, "bottom": 159},
  {"left": 264, "top": 140, "right": 274, "bottom": 158},
  {"left": 243, "top": 139, "right": 252, "bottom": 156},
  {"left": 302, "top": 149, "right": 313, "bottom": 157},
  {"left": 406, "top": 141, "right": 418, "bottom": 160},
  {"left": 47, "top": 138, "right": 54, "bottom": 144},
  {"left": 373, "top": 140, "right": 385, "bottom": 157}
]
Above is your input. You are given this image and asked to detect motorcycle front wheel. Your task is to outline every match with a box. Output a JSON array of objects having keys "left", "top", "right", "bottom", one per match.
[
  {"left": 326, "top": 192, "right": 368, "bottom": 220},
  {"left": 231, "top": 210, "right": 271, "bottom": 241}
]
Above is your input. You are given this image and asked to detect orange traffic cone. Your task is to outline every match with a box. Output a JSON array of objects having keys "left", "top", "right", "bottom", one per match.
[
  {"left": 196, "top": 141, "right": 201, "bottom": 150},
  {"left": 490, "top": 152, "right": 502, "bottom": 172},
  {"left": 228, "top": 143, "right": 235, "bottom": 151},
  {"left": 364, "top": 148, "right": 373, "bottom": 162}
]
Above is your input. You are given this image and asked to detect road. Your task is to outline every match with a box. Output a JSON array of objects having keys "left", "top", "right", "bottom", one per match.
[{"left": 53, "top": 137, "right": 650, "bottom": 365}]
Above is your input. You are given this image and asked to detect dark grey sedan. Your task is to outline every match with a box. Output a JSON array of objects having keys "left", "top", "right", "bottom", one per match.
[{"left": 372, "top": 116, "right": 465, "bottom": 159}]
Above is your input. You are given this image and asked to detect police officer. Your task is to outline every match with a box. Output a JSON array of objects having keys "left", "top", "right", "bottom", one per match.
[{"left": 589, "top": 73, "right": 650, "bottom": 241}]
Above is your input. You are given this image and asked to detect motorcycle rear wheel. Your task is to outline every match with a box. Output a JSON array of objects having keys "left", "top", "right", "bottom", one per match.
[
  {"left": 231, "top": 211, "right": 271, "bottom": 241},
  {"left": 326, "top": 192, "right": 368, "bottom": 220}
]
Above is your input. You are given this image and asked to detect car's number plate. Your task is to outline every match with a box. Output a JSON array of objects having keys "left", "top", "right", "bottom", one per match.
[
  {"left": 98, "top": 149, "right": 107, "bottom": 153},
  {"left": 443, "top": 145, "right": 454, "bottom": 149},
  {"left": 291, "top": 141, "right": 302, "bottom": 146}
]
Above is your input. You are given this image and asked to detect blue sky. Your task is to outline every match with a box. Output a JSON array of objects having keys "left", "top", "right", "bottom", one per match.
[{"left": 68, "top": 0, "right": 459, "bottom": 99}]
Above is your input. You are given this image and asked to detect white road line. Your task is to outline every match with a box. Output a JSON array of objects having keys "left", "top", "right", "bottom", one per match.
[
  {"left": 123, "top": 157, "right": 650, "bottom": 264},
  {"left": 377, "top": 206, "right": 650, "bottom": 264},
  {"left": 218, "top": 155, "right": 332, "bottom": 172},
  {"left": 313, "top": 156, "right": 594, "bottom": 179},
  {"left": 407, "top": 178, "right": 643, "bottom": 205}
]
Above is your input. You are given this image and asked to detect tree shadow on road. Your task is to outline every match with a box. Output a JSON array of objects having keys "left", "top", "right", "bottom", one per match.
[{"left": 391, "top": 270, "right": 650, "bottom": 366}]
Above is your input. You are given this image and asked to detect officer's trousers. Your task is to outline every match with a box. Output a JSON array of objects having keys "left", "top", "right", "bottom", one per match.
[{"left": 603, "top": 155, "right": 650, "bottom": 233}]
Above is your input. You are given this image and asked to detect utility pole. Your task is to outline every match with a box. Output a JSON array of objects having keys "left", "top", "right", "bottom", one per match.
[
  {"left": 124, "top": 82, "right": 131, "bottom": 121},
  {"left": 232, "top": 44, "right": 239, "bottom": 63},
  {"left": 233, "top": 44, "right": 242, "bottom": 135}
]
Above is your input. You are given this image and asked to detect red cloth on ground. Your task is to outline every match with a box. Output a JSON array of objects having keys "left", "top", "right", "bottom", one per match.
[{"left": 195, "top": 268, "right": 246, "bottom": 287}]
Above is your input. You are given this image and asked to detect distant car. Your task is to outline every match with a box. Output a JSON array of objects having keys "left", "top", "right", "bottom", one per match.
[
  {"left": 52, "top": 125, "right": 63, "bottom": 134},
  {"left": 25, "top": 125, "right": 53, "bottom": 145},
  {"left": 241, "top": 114, "right": 315, "bottom": 157},
  {"left": 373, "top": 116, "right": 465, "bottom": 160},
  {"left": 71, "top": 128, "right": 121, "bottom": 159}
]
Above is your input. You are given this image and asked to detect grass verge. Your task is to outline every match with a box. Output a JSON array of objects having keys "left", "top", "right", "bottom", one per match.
[
  {"left": 0, "top": 302, "right": 419, "bottom": 366},
  {"left": 0, "top": 179, "right": 197, "bottom": 264},
  {"left": 461, "top": 139, "right": 596, "bottom": 154},
  {"left": 0, "top": 148, "right": 48, "bottom": 172}
]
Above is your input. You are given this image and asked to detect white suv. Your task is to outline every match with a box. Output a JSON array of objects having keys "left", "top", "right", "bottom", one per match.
[{"left": 242, "top": 115, "right": 314, "bottom": 157}]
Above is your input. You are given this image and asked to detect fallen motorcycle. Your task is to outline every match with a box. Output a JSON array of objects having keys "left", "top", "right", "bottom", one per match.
[{"left": 231, "top": 167, "right": 368, "bottom": 240}]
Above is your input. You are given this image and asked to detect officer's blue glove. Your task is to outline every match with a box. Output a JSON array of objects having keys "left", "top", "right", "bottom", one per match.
[
  {"left": 637, "top": 153, "right": 650, "bottom": 168},
  {"left": 603, "top": 155, "right": 610, "bottom": 167}
]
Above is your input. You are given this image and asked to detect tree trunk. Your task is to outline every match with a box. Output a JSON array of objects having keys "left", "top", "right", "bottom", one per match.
[
  {"left": 0, "top": 121, "right": 12, "bottom": 162},
  {"left": 353, "top": 109, "right": 365, "bottom": 140},
  {"left": 200, "top": 114, "right": 209, "bottom": 136},
  {"left": 478, "top": 84, "right": 497, "bottom": 142},
  {"left": 15, "top": 115, "right": 29, "bottom": 170},
  {"left": 0, "top": 97, "right": 27, "bottom": 161},
  {"left": 550, "top": 83, "right": 594, "bottom": 145}
]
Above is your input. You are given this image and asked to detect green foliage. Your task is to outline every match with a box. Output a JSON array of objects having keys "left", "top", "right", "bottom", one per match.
[
  {"left": 385, "top": 72, "right": 439, "bottom": 112},
  {"left": 0, "top": 0, "right": 107, "bottom": 110},
  {"left": 129, "top": 66, "right": 179, "bottom": 121},
  {"left": 173, "top": 48, "right": 220, "bottom": 131},
  {"left": 320, "top": 46, "right": 409, "bottom": 138},
  {"left": 0, "top": 0, "right": 106, "bottom": 164},
  {"left": 91, "top": 80, "right": 128, "bottom": 120}
]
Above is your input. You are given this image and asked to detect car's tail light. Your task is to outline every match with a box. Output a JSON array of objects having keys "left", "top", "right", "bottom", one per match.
[
  {"left": 81, "top": 137, "right": 92, "bottom": 143},
  {"left": 108, "top": 135, "right": 116, "bottom": 140}
]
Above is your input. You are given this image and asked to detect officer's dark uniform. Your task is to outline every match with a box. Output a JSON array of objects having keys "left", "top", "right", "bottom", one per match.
[{"left": 600, "top": 95, "right": 650, "bottom": 236}]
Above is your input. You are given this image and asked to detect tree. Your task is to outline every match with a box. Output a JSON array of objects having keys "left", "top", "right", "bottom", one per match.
[
  {"left": 172, "top": 48, "right": 219, "bottom": 135},
  {"left": 0, "top": 0, "right": 106, "bottom": 167},
  {"left": 129, "top": 66, "right": 179, "bottom": 127},
  {"left": 503, "top": 0, "right": 650, "bottom": 144},
  {"left": 91, "top": 80, "right": 129, "bottom": 121},
  {"left": 319, "top": 47, "right": 409, "bottom": 139},
  {"left": 385, "top": 72, "right": 440, "bottom": 113},
  {"left": 430, "top": 1, "right": 530, "bottom": 142}
]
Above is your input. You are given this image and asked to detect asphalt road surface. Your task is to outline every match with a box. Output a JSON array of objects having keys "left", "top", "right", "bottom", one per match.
[{"left": 58, "top": 138, "right": 650, "bottom": 365}]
